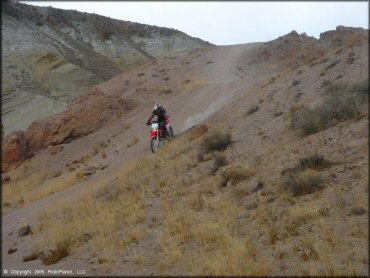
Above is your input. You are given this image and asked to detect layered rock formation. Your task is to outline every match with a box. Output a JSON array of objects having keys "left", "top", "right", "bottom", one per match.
[{"left": 2, "top": 1, "right": 211, "bottom": 135}]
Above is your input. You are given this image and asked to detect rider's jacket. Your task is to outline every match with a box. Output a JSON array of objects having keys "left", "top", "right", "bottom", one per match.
[{"left": 148, "top": 106, "right": 167, "bottom": 123}]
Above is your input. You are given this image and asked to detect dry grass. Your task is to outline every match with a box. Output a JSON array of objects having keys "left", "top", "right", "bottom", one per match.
[
  {"left": 25, "top": 125, "right": 367, "bottom": 275},
  {"left": 211, "top": 151, "right": 229, "bottom": 173},
  {"left": 34, "top": 168, "right": 146, "bottom": 262},
  {"left": 191, "top": 219, "right": 230, "bottom": 247},
  {"left": 219, "top": 163, "right": 254, "bottom": 186},
  {"left": 3, "top": 167, "right": 84, "bottom": 208},
  {"left": 294, "top": 234, "right": 320, "bottom": 261},
  {"left": 200, "top": 238, "right": 271, "bottom": 276},
  {"left": 280, "top": 154, "right": 330, "bottom": 196}
]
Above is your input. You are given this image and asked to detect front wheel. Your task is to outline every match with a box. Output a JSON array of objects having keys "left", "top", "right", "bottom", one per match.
[{"left": 150, "top": 137, "right": 160, "bottom": 153}]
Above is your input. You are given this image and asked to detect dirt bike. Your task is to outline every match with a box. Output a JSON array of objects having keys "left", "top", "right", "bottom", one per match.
[{"left": 147, "top": 115, "right": 173, "bottom": 153}]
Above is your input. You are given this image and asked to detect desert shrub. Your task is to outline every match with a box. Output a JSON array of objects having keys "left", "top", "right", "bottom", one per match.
[
  {"left": 290, "top": 105, "right": 321, "bottom": 136},
  {"left": 40, "top": 242, "right": 70, "bottom": 265},
  {"left": 211, "top": 151, "right": 229, "bottom": 173},
  {"left": 319, "top": 82, "right": 367, "bottom": 125},
  {"left": 290, "top": 81, "right": 368, "bottom": 136},
  {"left": 199, "top": 132, "right": 232, "bottom": 156},
  {"left": 247, "top": 105, "right": 259, "bottom": 115},
  {"left": 201, "top": 153, "right": 213, "bottom": 162},
  {"left": 281, "top": 153, "right": 330, "bottom": 195},
  {"left": 281, "top": 153, "right": 332, "bottom": 175},
  {"left": 23, "top": 250, "right": 40, "bottom": 262},
  {"left": 350, "top": 206, "right": 366, "bottom": 216},
  {"left": 298, "top": 153, "right": 331, "bottom": 170},
  {"left": 281, "top": 169, "right": 324, "bottom": 196},
  {"left": 219, "top": 163, "right": 254, "bottom": 186}
]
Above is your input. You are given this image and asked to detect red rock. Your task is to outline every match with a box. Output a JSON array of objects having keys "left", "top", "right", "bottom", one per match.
[
  {"left": 2, "top": 88, "right": 137, "bottom": 172},
  {"left": 48, "top": 145, "right": 64, "bottom": 155},
  {"left": 1, "top": 131, "right": 27, "bottom": 172}
]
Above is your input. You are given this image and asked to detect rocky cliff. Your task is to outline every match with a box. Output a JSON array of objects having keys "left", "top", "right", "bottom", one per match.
[{"left": 1, "top": 1, "right": 211, "bottom": 135}]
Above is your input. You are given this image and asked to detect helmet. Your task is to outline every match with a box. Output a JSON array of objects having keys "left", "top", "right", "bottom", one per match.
[{"left": 154, "top": 104, "right": 160, "bottom": 110}]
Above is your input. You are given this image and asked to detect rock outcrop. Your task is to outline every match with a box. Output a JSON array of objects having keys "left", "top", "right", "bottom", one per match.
[
  {"left": 257, "top": 31, "right": 325, "bottom": 68},
  {"left": 2, "top": 131, "right": 27, "bottom": 172},
  {"left": 257, "top": 26, "right": 368, "bottom": 68},
  {"left": 319, "top": 25, "right": 368, "bottom": 50},
  {"left": 2, "top": 88, "right": 137, "bottom": 172}
]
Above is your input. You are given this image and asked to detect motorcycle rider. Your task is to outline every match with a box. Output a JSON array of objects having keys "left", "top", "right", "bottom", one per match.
[{"left": 146, "top": 104, "right": 170, "bottom": 138}]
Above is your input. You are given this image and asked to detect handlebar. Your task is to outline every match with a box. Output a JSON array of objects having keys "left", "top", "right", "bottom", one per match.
[{"left": 146, "top": 121, "right": 158, "bottom": 126}]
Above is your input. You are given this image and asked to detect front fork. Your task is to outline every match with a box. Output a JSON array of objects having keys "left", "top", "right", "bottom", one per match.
[{"left": 156, "top": 128, "right": 159, "bottom": 147}]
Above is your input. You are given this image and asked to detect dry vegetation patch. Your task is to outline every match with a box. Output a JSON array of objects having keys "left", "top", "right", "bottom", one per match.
[
  {"left": 281, "top": 153, "right": 331, "bottom": 196},
  {"left": 27, "top": 122, "right": 367, "bottom": 275},
  {"left": 198, "top": 131, "right": 232, "bottom": 161},
  {"left": 290, "top": 80, "right": 368, "bottom": 136},
  {"left": 219, "top": 163, "right": 254, "bottom": 186},
  {"left": 3, "top": 166, "right": 87, "bottom": 209}
]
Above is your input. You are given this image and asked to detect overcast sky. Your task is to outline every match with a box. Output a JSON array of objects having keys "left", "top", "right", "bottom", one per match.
[{"left": 21, "top": 1, "right": 368, "bottom": 45}]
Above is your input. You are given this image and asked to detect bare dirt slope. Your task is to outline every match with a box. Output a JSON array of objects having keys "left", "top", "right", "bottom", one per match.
[{"left": 2, "top": 27, "right": 368, "bottom": 276}]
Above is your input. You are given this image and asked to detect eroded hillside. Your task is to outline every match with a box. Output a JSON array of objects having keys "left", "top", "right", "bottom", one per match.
[
  {"left": 1, "top": 26, "right": 369, "bottom": 276},
  {"left": 1, "top": 1, "right": 210, "bottom": 134}
]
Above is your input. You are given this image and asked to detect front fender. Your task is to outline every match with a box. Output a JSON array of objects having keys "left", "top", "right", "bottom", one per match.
[{"left": 150, "top": 130, "right": 158, "bottom": 139}]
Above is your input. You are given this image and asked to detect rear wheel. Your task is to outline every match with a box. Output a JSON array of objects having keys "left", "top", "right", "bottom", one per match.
[
  {"left": 168, "top": 127, "right": 174, "bottom": 140},
  {"left": 150, "top": 137, "right": 160, "bottom": 153}
]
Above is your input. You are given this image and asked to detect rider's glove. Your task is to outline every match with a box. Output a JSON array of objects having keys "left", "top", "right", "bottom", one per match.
[{"left": 146, "top": 121, "right": 151, "bottom": 126}]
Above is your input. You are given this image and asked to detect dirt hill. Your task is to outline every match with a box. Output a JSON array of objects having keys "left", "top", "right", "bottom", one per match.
[
  {"left": 1, "top": 24, "right": 368, "bottom": 276},
  {"left": 1, "top": 1, "right": 210, "bottom": 135}
]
